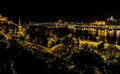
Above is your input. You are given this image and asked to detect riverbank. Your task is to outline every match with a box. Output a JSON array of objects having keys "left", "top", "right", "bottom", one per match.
[{"left": 79, "top": 40, "right": 120, "bottom": 50}]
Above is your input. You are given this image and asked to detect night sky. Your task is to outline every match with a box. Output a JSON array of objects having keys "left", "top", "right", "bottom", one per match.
[{"left": 0, "top": 0, "right": 120, "bottom": 23}]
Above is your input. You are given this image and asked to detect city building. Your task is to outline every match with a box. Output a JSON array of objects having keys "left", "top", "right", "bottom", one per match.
[
  {"left": 0, "top": 14, "right": 8, "bottom": 23},
  {"left": 17, "top": 18, "right": 25, "bottom": 37},
  {"left": 90, "top": 20, "right": 106, "bottom": 25}
]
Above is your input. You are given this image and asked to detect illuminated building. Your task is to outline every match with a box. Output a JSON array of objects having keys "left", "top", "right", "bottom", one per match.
[
  {"left": 17, "top": 18, "right": 24, "bottom": 36},
  {"left": 0, "top": 14, "right": 8, "bottom": 23},
  {"left": 58, "top": 19, "right": 63, "bottom": 24},
  {"left": 91, "top": 20, "right": 106, "bottom": 25}
]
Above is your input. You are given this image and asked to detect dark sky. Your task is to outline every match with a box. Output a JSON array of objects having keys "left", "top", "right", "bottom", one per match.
[{"left": 0, "top": 0, "right": 120, "bottom": 23}]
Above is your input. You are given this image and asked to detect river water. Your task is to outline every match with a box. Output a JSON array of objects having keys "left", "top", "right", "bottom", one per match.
[{"left": 75, "top": 28, "right": 120, "bottom": 45}]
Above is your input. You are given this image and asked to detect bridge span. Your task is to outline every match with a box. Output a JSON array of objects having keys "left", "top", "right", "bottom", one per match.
[{"left": 30, "top": 22, "right": 120, "bottom": 30}]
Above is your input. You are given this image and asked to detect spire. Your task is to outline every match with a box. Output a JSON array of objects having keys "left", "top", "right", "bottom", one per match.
[
  {"left": 18, "top": 18, "right": 21, "bottom": 25},
  {"left": 0, "top": 14, "right": 2, "bottom": 18},
  {"left": 107, "top": 17, "right": 109, "bottom": 21},
  {"left": 30, "top": 21, "right": 32, "bottom": 25}
]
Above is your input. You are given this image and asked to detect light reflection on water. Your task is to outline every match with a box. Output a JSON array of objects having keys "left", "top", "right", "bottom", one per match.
[
  {"left": 116, "top": 30, "right": 120, "bottom": 45},
  {"left": 76, "top": 28, "right": 120, "bottom": 45}
]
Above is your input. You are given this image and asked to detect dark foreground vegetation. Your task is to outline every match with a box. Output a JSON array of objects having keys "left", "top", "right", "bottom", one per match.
[{"left": 1, "top": 35, "right": 120, "bottom": 74}]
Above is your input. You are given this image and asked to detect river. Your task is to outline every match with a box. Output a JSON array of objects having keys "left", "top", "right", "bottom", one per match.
[{"left": 75, "top": 27, "right": 120, "bottom": 45}]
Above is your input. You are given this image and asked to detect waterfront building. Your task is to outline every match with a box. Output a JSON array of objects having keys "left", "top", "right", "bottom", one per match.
[{"left": 91, "top": 20, "right": 106, "bottom": 25}]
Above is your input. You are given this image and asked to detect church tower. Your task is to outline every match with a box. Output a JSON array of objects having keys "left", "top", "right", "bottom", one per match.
[
  {"left": 18, "top": 18, "right": 24, "bottom": 36},
  {"left": 18, "top": 18, "right": 22, "bottom": 32}
]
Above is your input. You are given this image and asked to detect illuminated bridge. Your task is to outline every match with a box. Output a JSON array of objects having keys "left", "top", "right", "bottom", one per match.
[
  {"left": 31, "top": 22, "right": 66, "bottom": 28},
  {"left": 30, "top": 22, "right": 120, "bottom": 30}
]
